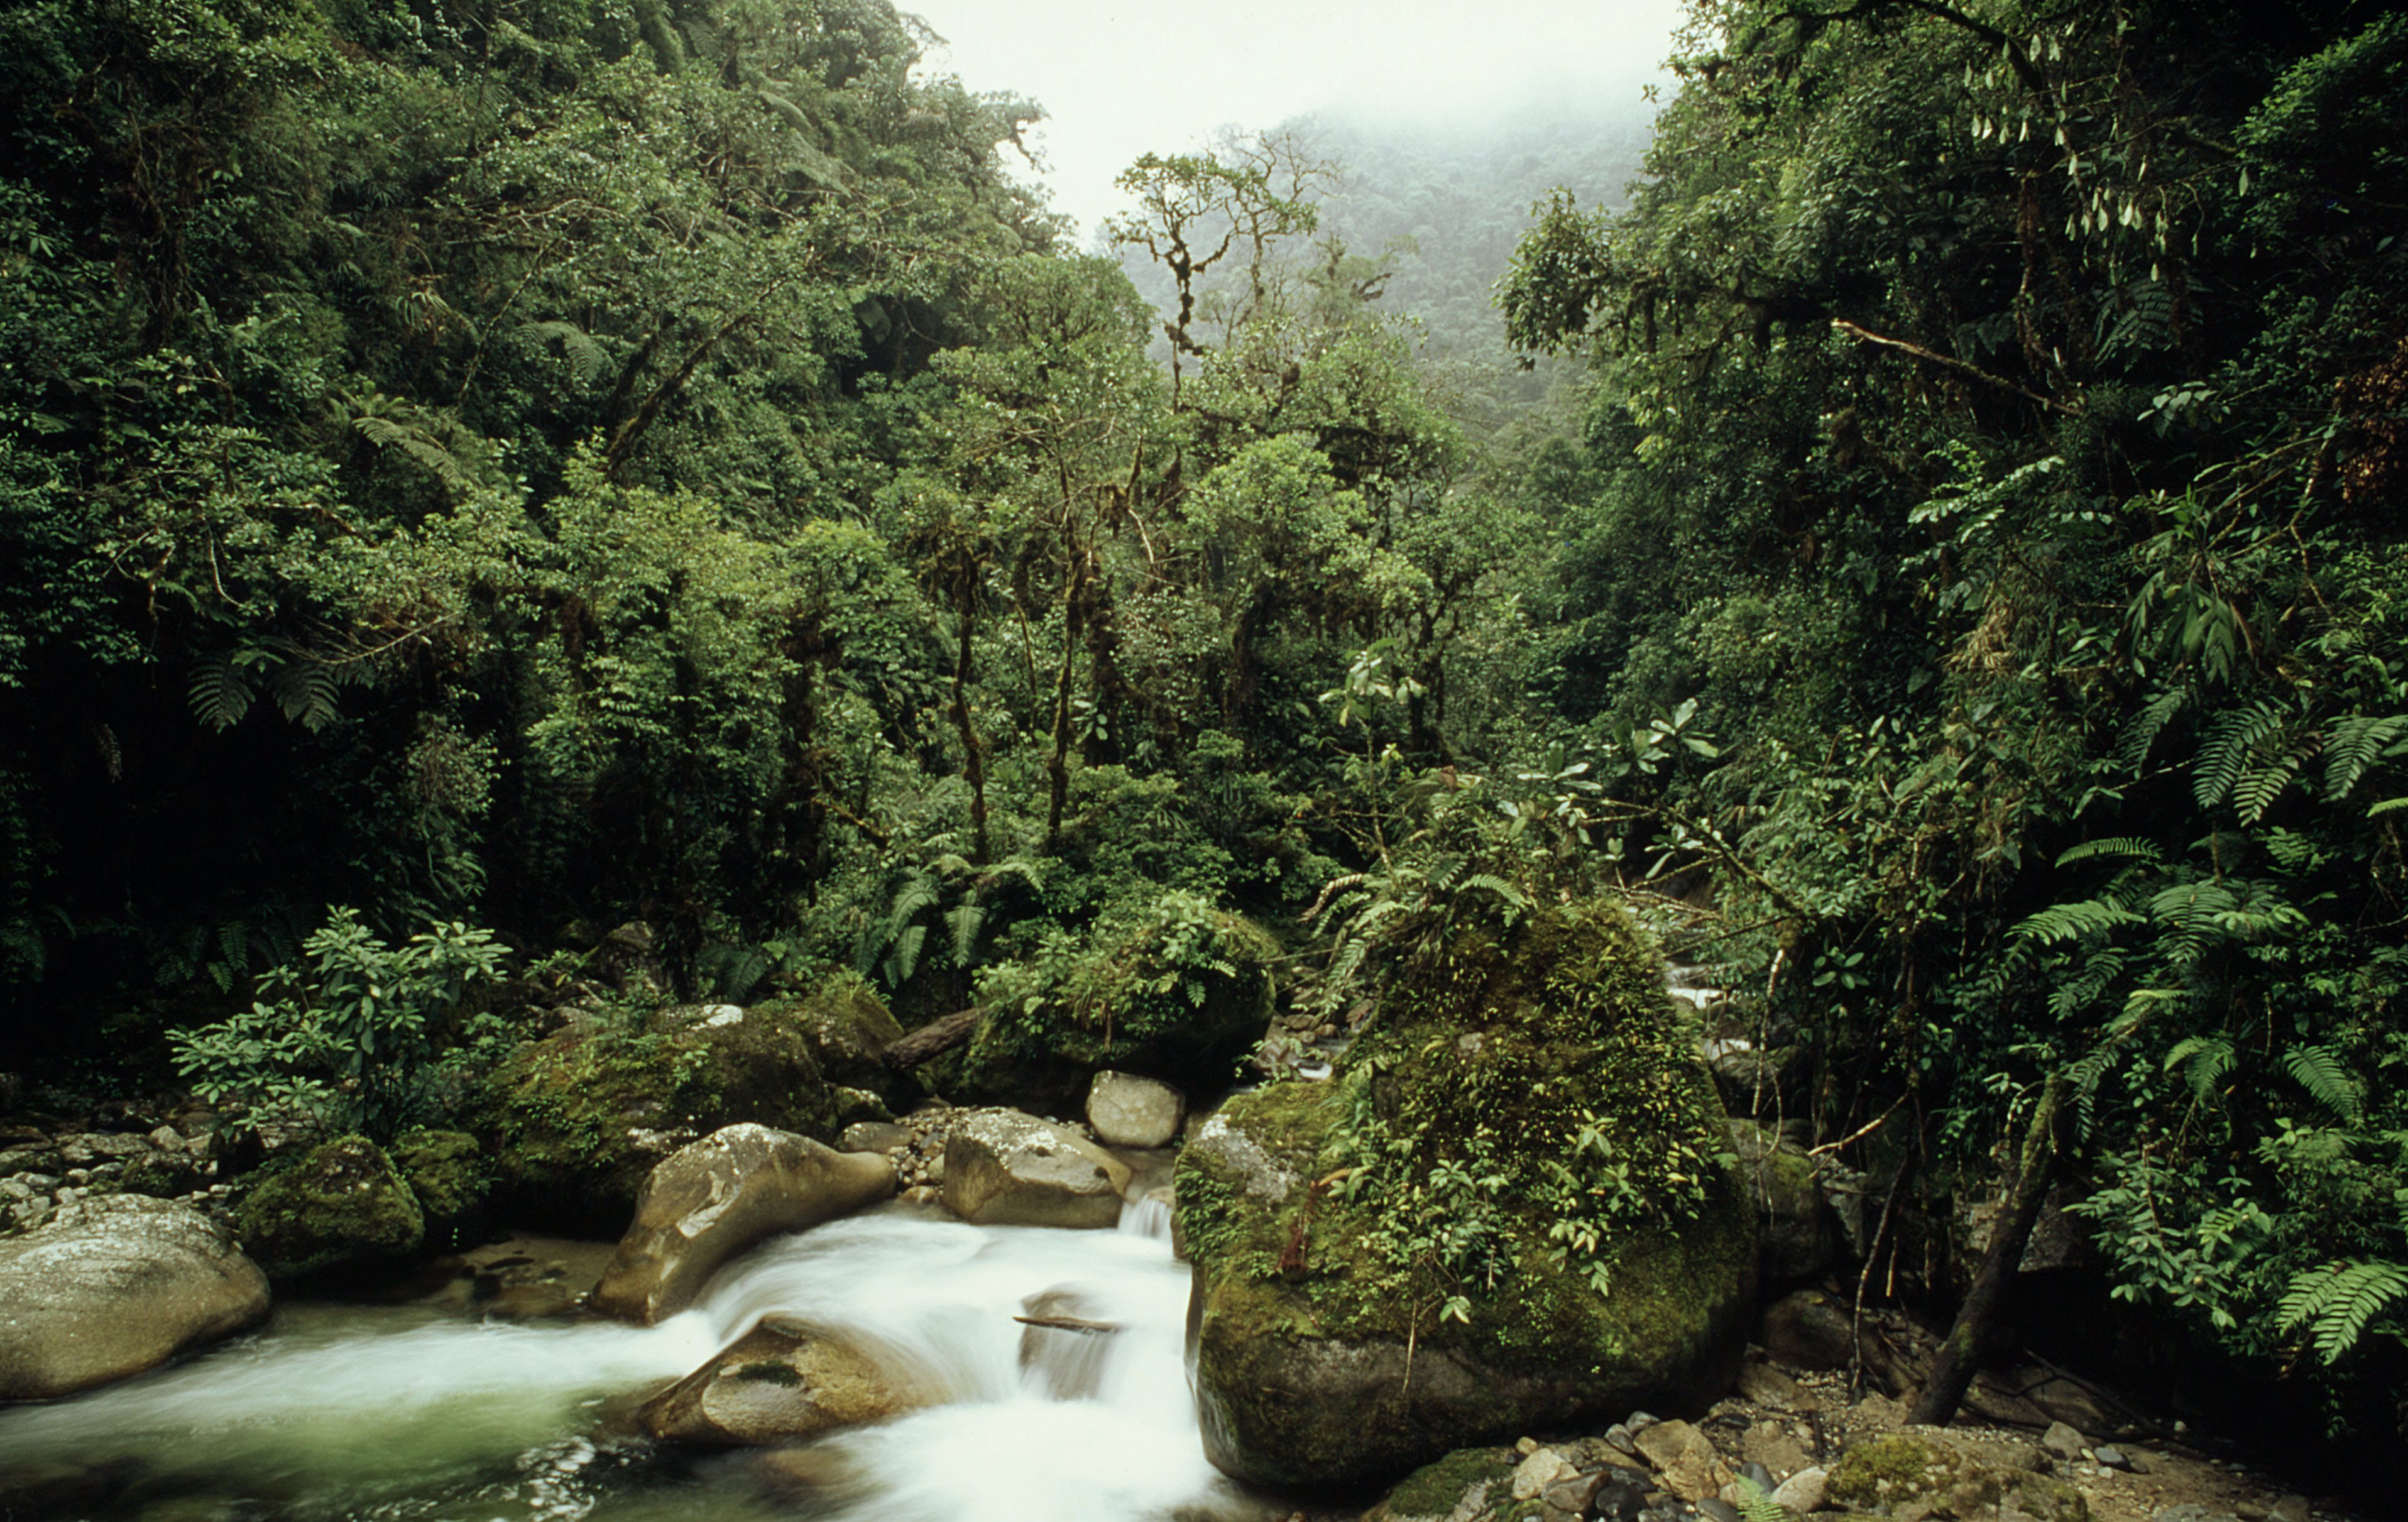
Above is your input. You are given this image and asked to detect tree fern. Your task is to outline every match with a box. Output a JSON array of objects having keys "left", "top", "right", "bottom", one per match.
[
  {"left": 2277, "top": 1259, "right": 2408, "bottom": 1362},
  {"left": 515, "top": 319, "right": 613, "bottom": 386}
]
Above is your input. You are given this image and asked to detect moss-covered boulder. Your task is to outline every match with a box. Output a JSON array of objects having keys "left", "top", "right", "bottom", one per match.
[
  {"left": 1827, "top": 1434, "right": 2088, "bottom": 1521},
  {"left": 952, "top": 892, "right": 1277, "bottom": 1114},
  {"left": 390, "top": 1129, "right": 488, "bottom": 1251},
  {"left": 473, "top": 998, "right": 840, "bottom": 1233},
  {"left": 1177, "top": 899, "right": 1754, "bottom": 1491},
  {"left": 1729, "top": 1120, "right": 1839, "bottom": 1281},
  {"left": 752, "top": 975, "right": 908, "bottom": 1100},
  {"left": 231, "top": 1135, "right": 424, "bottom": 1280}
]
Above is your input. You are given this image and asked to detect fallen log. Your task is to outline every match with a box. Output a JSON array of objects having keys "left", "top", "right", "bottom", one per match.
[
  {"left": 1012, "top": 1314, "right": 1120, "bottom": 1335},
  {"left": 882, "top": 1005, "right": 984, "bottom": 1068}
]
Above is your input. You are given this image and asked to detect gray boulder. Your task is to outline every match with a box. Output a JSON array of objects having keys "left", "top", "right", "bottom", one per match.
[
  {"left": 591, "top": 1124, "right": 895, "bottom": 1323},
  {"left": 1085, "top": 1070, "right": 1185, "bottom": 1149},
  {"left": 0, "top": 1195, "right": 270, "bottom": 1398},
  {"left": 941, "top": 1109, "right": 1132, "bottom": 1228},
  {"left": 637, "top": 1317, "right": 917, "bottom": 1445}
]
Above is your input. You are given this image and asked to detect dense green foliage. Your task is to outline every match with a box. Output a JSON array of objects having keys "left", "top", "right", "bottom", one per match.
[
  {"left": 4, "top": 0, "right": 2404, "bottom": 1469},
  {"left": 1499, "top": 0, "right": 2408, "bottom": 1440}
]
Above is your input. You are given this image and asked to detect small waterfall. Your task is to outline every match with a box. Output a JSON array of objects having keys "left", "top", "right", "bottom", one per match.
[
  {"left": 682, "top": 1206, "right": 1240, "bottom": 1521},
  {"left": 1117, "top": 1190, "right": 1174, "bottom": 1241}
]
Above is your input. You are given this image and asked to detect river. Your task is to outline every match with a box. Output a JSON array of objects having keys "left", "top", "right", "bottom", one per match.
[{"left": 0, "top": 1199, "right": 1278, "bottom": 1522}]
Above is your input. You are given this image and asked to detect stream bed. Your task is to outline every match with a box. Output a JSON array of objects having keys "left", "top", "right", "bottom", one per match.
[{"left": 0, "top": 1200, "right": 1276, "bottom": 1522}]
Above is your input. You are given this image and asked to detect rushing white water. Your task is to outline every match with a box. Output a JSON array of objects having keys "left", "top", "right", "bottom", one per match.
[{"left": 0, "top": 1198, "right": 1266, "bottom": 1522}]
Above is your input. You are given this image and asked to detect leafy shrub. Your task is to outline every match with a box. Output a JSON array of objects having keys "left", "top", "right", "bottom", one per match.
[{"left": 170, "top": 907, "right": 505, "bottom": 1142}]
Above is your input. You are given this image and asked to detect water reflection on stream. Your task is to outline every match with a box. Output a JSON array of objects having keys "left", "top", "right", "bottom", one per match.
[{"left": 0, "top": 1199, "right": 1267, "bottom": 1522}]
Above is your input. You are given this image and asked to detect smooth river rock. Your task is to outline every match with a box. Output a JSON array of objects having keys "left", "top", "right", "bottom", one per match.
[
  {"left": 591, "top": 1124, "right": 895, "bottom": 1323},
  {"left": 0, "top": 1195, "right": 270, "bottom": 1399},
  {"left": 941, "top": 1108, "right": 1132, "bottom": 1227},
  {"left": 1085, "top": 1070, "right": 1185, "bottom": 1149},
  {"left": 638, "top": 1317, "right": 917, "bottom": 1445}
]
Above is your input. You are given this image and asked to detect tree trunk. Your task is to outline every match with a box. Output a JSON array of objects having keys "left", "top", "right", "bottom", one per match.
[
  {"left": 950, "top": 601, "right": 989, "bottom": 865},
  {"left": 1043, "top": 547, "right": 1087, "bottom": 854},
  {"left": 1906, "top": 1073, "right": 2067, "bottom": 1426}
]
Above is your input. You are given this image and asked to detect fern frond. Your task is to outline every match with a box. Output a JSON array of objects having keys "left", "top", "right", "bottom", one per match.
[
  {"left": 2278, "top": 1259, "right": 2408, "bottom": 1363},
  {"left": 882, "top": 923, "right": 928, "bottom": 988},
  {"left": 2323, "top": 715, "right": 2408, "bottom": 801},
  {"left": 2164, "top": 1034, "right": 2235, "bottom": 1105},
  {"left": 187, "top": 654, "right": 256, "bottom": 731},
  {"left": 2014, "top": 897, "right": 2143, "bottom": 945},
  {"left": 2283, "top": 1044, "right": 2364, "bottom": 1124},
  {"left": 2233, "top": 740, "right": 2314, "bottom": 826},
  {"left": 2055, "top": 836, "right": 2163, "bottom": 867},
  {"left": 2116, "top": 686, "right": 2189, "bottom": 772},
  {"left": 2194, "top": 699, "right": 2288, "bottom": 811},
  {"left": 268, "top": 659, "right": 341, "bottom": 731},
  {"left": 945, "top": 902, "right": 987, "bottom": 967}
]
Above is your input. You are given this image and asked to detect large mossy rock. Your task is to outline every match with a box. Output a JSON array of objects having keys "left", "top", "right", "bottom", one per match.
[
  {"left": 1177, "top": 900, "right": 1754, "bottom": 1491},
  {"left": 473, "top": 996, "right": 844, "bottom": 1232},
  {"left": 591, "top": 1124, "right": 895, "bottom": 1323},
  {"left": 949, "top": 894, "right": 1277, "bottom": 1114},
  {"left": 1729, "top": 1120, "right": 1840, "bottom": 1281},
  {"left": 231, "top": 1134, "right": 425, "bottom": 1281},
  {"left": 752, "top": 975, "right": 909, "bottom": 1100},
  {"left": 0, "top": 1195, "right": 270, "bottom": 1399},
  {"left": 390, "top": 1129, "right": 488, "bottom": 1252}
]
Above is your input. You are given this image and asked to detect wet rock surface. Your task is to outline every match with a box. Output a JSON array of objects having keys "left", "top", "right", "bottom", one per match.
[
  {"left": 942, "top": 1107, "right": 1132, "bottom": 1227},
  {"left": 590, "top": 1123, "right": 895, "bottom": 1323},
  {"left": 0, "top": 1195, "right": 270, "bottom": 1399},
  {"left": 1085, "top": 1070, "right": 1185, "bottom": 1149},
  {"left": 636, "top": 1317, "right": 919, "bottom": 1445}
]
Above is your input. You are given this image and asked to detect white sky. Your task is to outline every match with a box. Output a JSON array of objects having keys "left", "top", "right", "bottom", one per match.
[{"left": 900, "top": 0, "right": 1690, "bottom": 243}]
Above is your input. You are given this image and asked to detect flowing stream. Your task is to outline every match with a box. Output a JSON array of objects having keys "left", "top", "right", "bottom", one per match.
[{"left": 0, "top": 1199, "right": 1271, "bottom": 1522}]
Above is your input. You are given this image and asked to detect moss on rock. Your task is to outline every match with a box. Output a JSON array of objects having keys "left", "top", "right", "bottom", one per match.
[
  {"left": 231, "top": 1135, "right": 424, "bottom": 1281},
  {"left": 750, "top": 974, "right": 909, "bottom": 1100},
  {"left": 472, "top": 996, "right": 840, "bottom": 1232},
  {"left": 956, "top": 894, "right": 1278, "bottom": 1113},
  {"left": 390, "top": 1129, "right": 487, "bottom": 1250},
  {"left": 1827, "top": 1435, "right": 2089, "bottom": 1522},
  {"left": 1177, "top": 899, "right": 1754, "bottom": 1491},
  {"left": 1364, "top": 1445, "right": 1519, "bottom": 1521}
]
